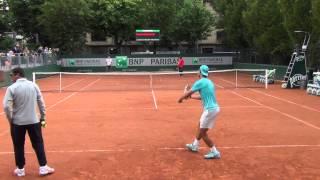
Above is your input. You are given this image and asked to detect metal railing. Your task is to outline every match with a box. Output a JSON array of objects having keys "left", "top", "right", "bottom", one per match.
[{"left": 0, "top": 53, "right": 58, "bottom": 71}]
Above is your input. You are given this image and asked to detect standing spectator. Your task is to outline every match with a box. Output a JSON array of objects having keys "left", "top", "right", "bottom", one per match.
[
  {"left": 23, "top": 47, "right": 30, "bottom": 56},
  {"left": 37, "top": 46, "right": 43, "bottom": 55},
  {"left": 13, "top": 44, "right": 22, "bottom": 54},
  {"left": 6, "top": 50, "right": 14, "bottom": 70},
  {"left": 106, "top": 55, "right": 113, "bottom": 71},
  {"left": 3, "top": 67, "right": 54, "bottom": 177},
  {"left": 177, "top": 56, "right": 185, "bottom": 76},
  {"left": 44, "top": 47, "right": 49, "bottom": 54}
]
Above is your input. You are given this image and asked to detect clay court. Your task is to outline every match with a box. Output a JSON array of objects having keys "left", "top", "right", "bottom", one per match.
[{"left": 0, "top": 72, "right": 320, "bottom": 179}]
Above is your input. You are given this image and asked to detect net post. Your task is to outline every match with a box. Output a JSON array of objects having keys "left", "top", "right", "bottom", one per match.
[
  {"left": 32, "top": 72, "right": 35, "bottom": 83},
  {"left": 236, "top": 69, "right": 238, "bottom": 88},
  {"left": 265, "top": 69, "right": 268, "bottom": 89},
  {"left": 59, "top": 72, "right": 62, "bottom": 93}
]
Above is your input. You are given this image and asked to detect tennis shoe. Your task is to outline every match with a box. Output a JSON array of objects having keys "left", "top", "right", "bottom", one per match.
[
  {"left": 186, "top": 143, "right": 199, "bottom": 152},
  {"left": 14, "top": 168, "right": 25, "bottom": 177},
  {"left": 204, "top": 150, "right": 221, "bottom": 159},
  {"left": 39, "top": 165, "right": 54, "bottom": 176}
]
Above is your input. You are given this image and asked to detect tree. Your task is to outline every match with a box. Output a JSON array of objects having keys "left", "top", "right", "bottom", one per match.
[
  {"left": 243, "top": 0, "right": 291, "bottom": 63},
  {"left": 88, "top": 0, "right": 145, "bottom": 50},
  {"left": 0, "top": 36, "right": 14, "bottom": 51},
  {"left": 211, "top": 0, "right": 249, "bottom": 49},
  {"left": 87, "top": 0, "right": 215, "bottom": 53},
  {"left": 279, "top": 0, "right": 312, "bottom": 42},
  {"left": 173, "top": 0, "right": 215, "bottom": 52},
  {"left": 310, "top": 0, "right": 320, "bottom": 67},
  {"left": 0, "top": 13, "right": 11, "bottom": 34},
  {"left": 278, "top": 0, "right": 320, "bottom": 67},
  {"left": 139, "top": 0, "right": 178, "bottom": 45},
  {"left": 8, "top": 0, "right": 46, "bottom": 44},
  {"left": 0, "top": 0, "right": 11, "bottom": 33},
  {"left": 312, "top": 0, "right": 320, "bottom": 34},
  {"left": 39, "top": 0, "right": 90, "bottom": 55}
]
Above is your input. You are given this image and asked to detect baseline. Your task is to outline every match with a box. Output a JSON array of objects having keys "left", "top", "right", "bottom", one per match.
[{"left": 0, "top": 144, "right": 320, "bottom": 155}]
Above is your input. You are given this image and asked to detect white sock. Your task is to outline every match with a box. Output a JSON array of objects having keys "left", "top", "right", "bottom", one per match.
[
  {"left": 211, "top": 146, "right": 218, "bottom": 153},
  {"left": 193, "top": 139, "right": 200, "bottom": 146}
]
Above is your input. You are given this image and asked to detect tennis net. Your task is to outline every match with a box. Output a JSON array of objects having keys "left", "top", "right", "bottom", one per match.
[{"left": 33, "top": 69, "right": 268, "bottom": 92}]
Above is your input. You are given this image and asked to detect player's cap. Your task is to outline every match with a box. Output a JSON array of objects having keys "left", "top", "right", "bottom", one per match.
[{"left": 199, "top": 65, "right": 209, "bottom": 77}]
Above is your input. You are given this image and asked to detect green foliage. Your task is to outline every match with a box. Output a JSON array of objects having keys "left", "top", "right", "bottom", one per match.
[
  {"left": 8, "top": 0, "right": 46, "bottom": 43},
  {"left": 218, "top": 0, "right": 248, "bottom": 49},
  {"left": 212, "top": 0, "right": 316, "bottom": 65},
  {"left": 6, "top": 0, "right": 216, "bottom": 55},
  {"left": 0, "top": 0, "right": 15, "bottom": 41},
  {"left": 0, "top": 36, "right": 15, "bottom": 51},
  {"left": 88, "top": 0, "right": 144, "bottom": 46},
  {"left": 310, "top": 0, "right": 320, "bottom": 67},
  {"left": 312, "top": 0, "right": 320, "bottom": 34},
  {"left": 243, "top": 0, "right": 290, "bottom": 55},
  {"left": 0, "top": 16, "right": 8, "bottom": 33},
  {"left": 173, "top": 0, "right": 215, "bottom": 45},
  {"left": 140, "top": 0, "right": 178, "bottom": 43},
  {"left": 279, "top": 0, "right": 312, "bottom": 44},
  {"left": 87, "top": 0, "right": 215, "bottom": 49},
  {"left": 39, "top": 0, "right": 90, "bottom": 55},
  {"left": 211, "top": 0, "right": 232, "bottom": 28}
]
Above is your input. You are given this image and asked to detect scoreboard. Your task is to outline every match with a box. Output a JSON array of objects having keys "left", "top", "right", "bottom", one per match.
[{"left": 135, "top": 29, "right": 160, "bottom": 41}]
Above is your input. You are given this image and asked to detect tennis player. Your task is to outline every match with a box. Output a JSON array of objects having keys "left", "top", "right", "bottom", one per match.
[{"left": 178, "top": 65, "right": 221, "bottom": 159}]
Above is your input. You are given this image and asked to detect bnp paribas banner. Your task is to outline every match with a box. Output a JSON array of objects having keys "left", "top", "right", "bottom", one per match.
[{"left": 62, "top": 56, "right": 233, "bottom": 68}]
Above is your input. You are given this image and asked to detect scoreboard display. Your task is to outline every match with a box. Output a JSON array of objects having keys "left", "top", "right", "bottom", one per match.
[{"left": 135, "top": 29, "right": 160, "bottom": 41}]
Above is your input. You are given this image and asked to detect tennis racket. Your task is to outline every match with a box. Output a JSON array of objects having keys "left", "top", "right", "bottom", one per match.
[{"left": 184, "top": 84, "right": 192, "bottom": 99}]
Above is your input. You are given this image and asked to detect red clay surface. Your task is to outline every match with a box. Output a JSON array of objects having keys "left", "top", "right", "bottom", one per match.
[{"left": 0, "top": 74, "right": 320, "bottom": 180}]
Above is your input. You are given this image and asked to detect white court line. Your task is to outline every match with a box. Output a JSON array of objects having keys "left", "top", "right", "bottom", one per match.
[
  {"left": 216, "top": 78, "right": 320, "bottom": 120},
  {"left": 217, "top": 77, "right": 320, "bottom": 113},
  {"left": 46, "top": 105, "right": 263, "bottom": 112},
  {"left": 0, "top": 78, "right": 88, "bottom": 114},
  {"left": 215, "top": 77, "right": 320, "bottom": 130},
  {"left": 208, "top": 76, "right": 227, "bottom": 89},
  {"left": 0, "top": 144, "right": 320, "bottom": 155},
  {"left": 151, "top": 90, "right": 158, "bottom": 110},
  {"left": 62, "top": 78, "right": 87, "bottom": 89},
  {"left": 231, "top": 91, "right": 320, "bottom": 131},
  {"left": 47, "top": 78, "right": 101, "bottom": 110},
  {"left": 249, "top": 89, "right": 320, "bottom": 113},
  {"left": 215, "top": 83, "right": 225, "bottom": 89},
  {"left": 0, "top": 79, "right": 101, "bottom": 137},
  {"left": 149, "top": 75, "right": 158, "bottom": 110},
  {"left": 216, "top": 77, "right": 236, "bottom": 87}
]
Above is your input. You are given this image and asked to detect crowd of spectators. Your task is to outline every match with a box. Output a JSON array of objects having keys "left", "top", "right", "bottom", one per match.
[{"left": 0, "top": 44, "right": 58, "bottom": 70}]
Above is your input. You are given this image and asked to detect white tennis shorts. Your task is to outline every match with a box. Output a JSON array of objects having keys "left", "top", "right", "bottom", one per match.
[{"left": 199, "top": 107, "right": 220, "bottom": 129}]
